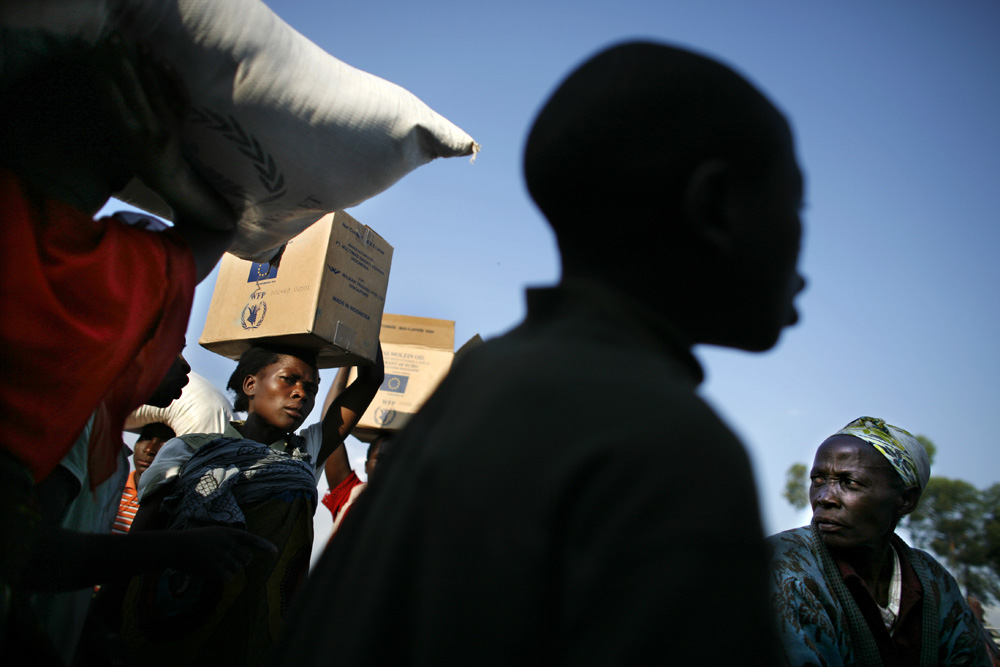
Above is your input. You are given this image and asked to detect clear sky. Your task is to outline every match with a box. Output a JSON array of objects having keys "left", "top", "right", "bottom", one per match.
[{"left": 106, "top": 0, "right": 999, "bottom": 564}]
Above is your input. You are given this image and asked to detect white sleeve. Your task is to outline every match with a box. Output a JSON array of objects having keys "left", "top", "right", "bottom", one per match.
[
  {"left": 299, "top": 421, "right": 325, "bottom": 483},
  {"left": 57, "top": 417, "right": 94, "bottom": 488},
  {"left": 136, "top": 437, "right": 196, "bottom": 501},
  {"left": 125, "top": 372, "right": 235, "bottom": 436}
]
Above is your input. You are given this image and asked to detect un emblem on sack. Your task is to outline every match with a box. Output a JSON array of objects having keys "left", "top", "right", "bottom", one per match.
[{"left": 241, "top": 301, "right": 267, "bottom": 330}]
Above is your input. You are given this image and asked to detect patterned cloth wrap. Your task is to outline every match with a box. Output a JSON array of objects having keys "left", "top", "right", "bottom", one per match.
[
  {"left": 835, "top": 416, "right": 931, "bottom": 491},
  {"left": 122, "top": 435, "right": 319, "bottom": 666},
  {"left": 768, "top": 526, "right": 991, "bottom": 667},
  {"left": 160, "top": 436, "right": 318, "bottom": 530}
]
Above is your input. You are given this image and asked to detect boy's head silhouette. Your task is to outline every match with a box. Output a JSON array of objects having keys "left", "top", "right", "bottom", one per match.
[{"left": 524, "top": 41, "right": 805, "bottom": 352}]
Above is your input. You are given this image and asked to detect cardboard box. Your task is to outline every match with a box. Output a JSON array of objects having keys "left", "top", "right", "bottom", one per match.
[
  {"left": 199, "top": 212, "right": 392, "bottom": 368},
  {"left": 350, "top": 314, "right": 480, "bottom": 440}
]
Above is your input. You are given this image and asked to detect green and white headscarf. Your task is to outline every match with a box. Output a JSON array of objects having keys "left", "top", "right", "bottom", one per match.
[{"left": 834, "top": 417, "right": 930, "bottom": 491}]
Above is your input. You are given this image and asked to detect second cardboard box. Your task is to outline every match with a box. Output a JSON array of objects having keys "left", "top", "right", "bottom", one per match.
[{"left": 351, "top": 313, "right": 481, "bottom": 440}]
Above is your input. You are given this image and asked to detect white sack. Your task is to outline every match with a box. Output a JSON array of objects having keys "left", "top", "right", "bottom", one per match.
[
  {"left": 2, "top": 0, "right": 478, "bottom": 261},
  {"left": 125, "top": 371, "right": 235, "bottom": 436}
]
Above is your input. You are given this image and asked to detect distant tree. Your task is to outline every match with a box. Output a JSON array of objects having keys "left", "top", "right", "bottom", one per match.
[
  {"left": 905, "top": 476, "right": 1000, "bottom": 605},
  {"left": 781, "top": 434, "right": 1000, "bottom": 605},
  {"left": 984, "top": 483, "right": 1000, "bottom": 577},
  {"left": 783, "top": 463, "right": 809, "bottom": 510}
]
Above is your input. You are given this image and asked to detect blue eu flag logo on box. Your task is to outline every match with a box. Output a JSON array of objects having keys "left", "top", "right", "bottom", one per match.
[
  {"left": 380, "top": 374, "right": 409, "bottom": 394},
  {"left": 248, "top": 262, "right": 279, "bottom": 282}
]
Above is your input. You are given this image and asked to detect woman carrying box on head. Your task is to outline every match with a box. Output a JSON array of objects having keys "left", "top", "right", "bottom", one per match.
[{"left": 118, "top": 343, "right": 383, "bottom": 666}]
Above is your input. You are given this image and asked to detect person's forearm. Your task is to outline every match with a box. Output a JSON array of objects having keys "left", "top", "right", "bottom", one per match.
[
  {"left": 21, "top": 520, "right": 276, "bottom": 593},
  {"left": 332, "top": 366, "right": 383, "bottom": 437},
  {"left": 322, "top": 366, "right": 351, "bottom": 420},
  {"left": 317, "top": 347, "right": 384, "bottom": 463},
  {"left": 19, "top": 528, "right": 180, "bottom": 592},
  {"left": 323, "top": 442, "right": 353, "bottom": 489},
  {"left": 317, "top": 369, "right": 383, "bottom": 465},
  {"left": 333, "top": 366, "right": 384, "bottom": 431}
]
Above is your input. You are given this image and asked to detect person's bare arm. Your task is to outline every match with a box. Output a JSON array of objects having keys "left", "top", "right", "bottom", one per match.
[
  {"left": 88, "top": 477, "right": 270, "bottom": 626},
  {"left": 20, "top": 524, "right": 277, "bottom": 593},
  {"left": 22, "top": 468, "right": 276, "bottom": 593},
  {"left": 322, "top": 366, "right": 351, "bottom": 421},
  {"left": 317, "top": 346, "right": 385, "bottom": 473},
  {"left": 323, "top": 444, "right": 353, "bottom": 490},
  {"left": 103, "top": 36, "right": 236, "bottom": 283},
  {"left": 322, "top": 366, "right": 354, "bottom": 489}
]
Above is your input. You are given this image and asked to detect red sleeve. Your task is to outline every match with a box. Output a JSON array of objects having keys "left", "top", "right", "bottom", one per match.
[
  {"left": 321, "top": 471, "right": 363, "bottom": 518},
  {"left": 0, "top": 171, "right": 196, "bottom": 486}
]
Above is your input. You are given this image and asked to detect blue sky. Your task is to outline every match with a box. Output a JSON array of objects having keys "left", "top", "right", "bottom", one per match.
[{"left": 107, "top": 1, "right": 999, "bottom": 556}]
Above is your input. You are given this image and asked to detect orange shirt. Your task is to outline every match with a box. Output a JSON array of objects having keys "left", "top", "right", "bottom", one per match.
[{"left": 113, "top": 471, "right": 140, "bottom": 534}]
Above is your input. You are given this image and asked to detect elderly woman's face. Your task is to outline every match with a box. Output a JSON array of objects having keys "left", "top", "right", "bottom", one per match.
[{"left": 809, "top": 435, "right": 905, "bottom": 553}]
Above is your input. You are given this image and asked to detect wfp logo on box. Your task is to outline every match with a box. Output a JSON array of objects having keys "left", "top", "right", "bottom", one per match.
[
  {"left": 374, "top": 407, "right": 397, "bottom": 426},
  {"left": 241, "top": 288, "right": 268, "bottom": 330},
  {"left": 248, "top": 262, "right": 278, "bottom": 282},
  {"left": 380, "top": 374, "right": 409, "bottom": 394},
  {"left": 241, "top": 301, "right": 267, "bottom": 329}
]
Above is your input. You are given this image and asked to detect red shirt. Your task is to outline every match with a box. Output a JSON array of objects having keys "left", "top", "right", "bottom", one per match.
[
  {"left": 0, "top": 171, "right": 195, "bottom": 488},
  {"left": 321, "top": 471, "right": 366, "bottom": 535}
]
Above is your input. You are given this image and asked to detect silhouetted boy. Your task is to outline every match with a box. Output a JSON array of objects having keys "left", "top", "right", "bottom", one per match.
[{"left": 273, "top": 40, "right": 806, "bottom": 665}]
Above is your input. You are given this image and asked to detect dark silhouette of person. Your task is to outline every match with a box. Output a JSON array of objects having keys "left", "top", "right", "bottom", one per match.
[{"left": 271, "top": 40, "right": 806, "bottom": 665}]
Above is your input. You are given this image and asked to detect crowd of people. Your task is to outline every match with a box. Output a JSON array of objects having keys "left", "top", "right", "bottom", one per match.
[{"left": 1, "top": 26, "right": 997, "bottom": 667}]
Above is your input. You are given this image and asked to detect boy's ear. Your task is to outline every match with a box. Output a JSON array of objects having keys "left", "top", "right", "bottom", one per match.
[{"left": 683, "top": 159, "right": 737, "bottom": 255}]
